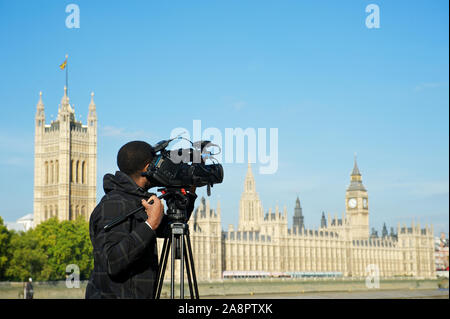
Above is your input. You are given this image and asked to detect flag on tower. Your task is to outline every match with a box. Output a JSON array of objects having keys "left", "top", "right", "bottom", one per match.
[
  {"left": 59, "top": 58, "right": 67, "bottom": 70},
  {"left": 60, "top": 55, "right": 69, "bottom": 95}
]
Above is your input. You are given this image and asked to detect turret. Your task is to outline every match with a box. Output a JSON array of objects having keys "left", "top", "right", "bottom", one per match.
[
  {"left": 382, "top": 223, "right": 388, "bottom": 238},
  {"left": 88, "top": 92, "right": 97, "bottom": 126},
  {"left": 293, "top": 196, "right": 304, "bottom": 230},
  {"left": 238, "top": 161, "right": 263, "bottom": 232},
  {"left": 321, "top": 212, "right": 327, "bottom": 228},
  {"left": 87, "top": 92, "right": 98, "bottom": 214},
  {"left": 390, "top": 227, "right": 396, "bottom": 238},
  {"left": 216, "top": 199, "right": 221, "bottom": 218},
  {"left": 57, "top": 86, "right": 75, "bottom": 123},
  {"left": 33, "top": 91, "right": 45, "bottom": 225},
  {"left": 35, "top": 91, "right": 45, "bottom": 131}
]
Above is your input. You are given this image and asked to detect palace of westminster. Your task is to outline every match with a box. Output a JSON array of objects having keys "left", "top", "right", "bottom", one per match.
[{"left": 33, "top": 87, "right": 436, "bottom": 281}]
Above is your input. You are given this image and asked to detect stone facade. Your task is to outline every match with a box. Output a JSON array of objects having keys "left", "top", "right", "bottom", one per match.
[
  {"left": 162, "top": 160, "right": 436, "bottom": 281},
  {"left": 33, "top": 87, "right": 97, "bottom": 225}
]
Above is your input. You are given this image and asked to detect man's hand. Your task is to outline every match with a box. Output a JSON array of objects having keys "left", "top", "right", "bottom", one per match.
[{"left": 141, "top": 195, "right": 164, "bottom": 230}]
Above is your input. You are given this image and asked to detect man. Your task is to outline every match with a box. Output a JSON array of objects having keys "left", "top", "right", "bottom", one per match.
[
  {"left": 85, "top": 141, "right": 197, "bottom": 299},
  {"left": 25, "top": 278, "right": 33, "bottom": 299}
]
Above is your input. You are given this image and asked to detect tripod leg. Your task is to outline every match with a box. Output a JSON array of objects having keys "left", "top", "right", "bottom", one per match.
[
  {"left": 154, "top": 237, "right": 168, "bottom": 298},
  {"left": 171, "top": 232, "right": 176, "bottom": 299},
  {"left": 156, "top": 236, "right": 171, "bottom": 299},
  {"left": 180, "top": 234, "right": 184, "bottom": 299},
  {"left": 186, "top": 233, "right": 199, "bottom": 299},
  {"left": 183, "top": 237, "right": 194, "bottom": 299}
]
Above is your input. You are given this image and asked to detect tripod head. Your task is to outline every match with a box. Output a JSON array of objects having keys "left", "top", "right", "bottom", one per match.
[
  {"left": 103, "top": 187, "right": 193, "bottom": 232},
  {"left": 156, "top": 187, "right": 194, "bottom": 240},
  {"left": 159, "top": 188, "right": 188, "bottom": 218}
]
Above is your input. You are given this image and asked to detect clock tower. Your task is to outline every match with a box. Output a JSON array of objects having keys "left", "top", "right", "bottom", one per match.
[{"left": 345, "top": 156, "right": 369, "bottom": 240}]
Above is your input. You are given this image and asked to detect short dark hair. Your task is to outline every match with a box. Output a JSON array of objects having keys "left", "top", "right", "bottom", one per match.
[{"left": 117, "top": 141, "right": 155, "bottom": 176}]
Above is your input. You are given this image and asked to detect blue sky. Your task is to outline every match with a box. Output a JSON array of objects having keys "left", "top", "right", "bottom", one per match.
[{"left": 0, "top": 0, "right": 448, "bottom": 235}]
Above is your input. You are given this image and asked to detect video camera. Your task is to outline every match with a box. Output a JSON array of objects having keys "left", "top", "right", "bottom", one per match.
[{"left": 142, "top": 134, "right": 224, "bottom": 195}]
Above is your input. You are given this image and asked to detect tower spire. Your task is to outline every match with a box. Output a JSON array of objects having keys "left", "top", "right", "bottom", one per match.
[
  {"left": 36, "top": 91, "right": 44, "bottom": 111},
  {"left": 348, "top": 154, "right": 365, "bottom": 189},
  {"left": 321, "top": 211, "right": 327, "bottom": 228},
  {"left": 89, "top": 92, "right": 96, "bottom": 112},
  {"left": 90, "top": 91, "right": 95, "bottom": 105},
  {"left": 293, "top": 196, "right": 304, "bottom": 231},
  {"left": 246, "top": 160, "right": 253, "bottom": 177},
  {"left": 35, "top": 91, "right": 45, "bottom": 126},
  {"left": 239, "top": 158, "right": 263, "bottom": 232},
  {"left": 295, "top": 196, "right": 301, "bottom": 208},
  {"left": 244, "top": 160, "right": 255, "bottom": 193},
  {"left": 88, "top": 91, "right": 97, "bottom": 124},
  {"left": 60, "top": 86, "right": 70, "bottom": 108},
  {"left": 352, "top": 153, "right": 361, "bottom": 176}
]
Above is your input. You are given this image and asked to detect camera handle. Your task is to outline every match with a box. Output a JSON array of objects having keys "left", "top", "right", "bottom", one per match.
[{"left": 103, "top": 193, "right": 167, "bottom": 231}]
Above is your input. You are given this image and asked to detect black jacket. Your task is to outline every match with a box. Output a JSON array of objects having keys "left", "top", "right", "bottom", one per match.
[
  {"left": 25, "top": 282, "right": 33, "bottom": 299},
  {"left": 85, "top": 171, "right": 196, "bottom": 299}
]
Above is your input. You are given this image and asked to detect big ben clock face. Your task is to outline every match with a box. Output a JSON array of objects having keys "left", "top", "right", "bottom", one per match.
[{"left": 348, "top": 198, "right": 357, "bottom": 208}]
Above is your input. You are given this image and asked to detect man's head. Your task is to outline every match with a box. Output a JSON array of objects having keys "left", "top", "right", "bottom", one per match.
[{"left": 117, "top": 141, "right": 155, "bottom": 189}]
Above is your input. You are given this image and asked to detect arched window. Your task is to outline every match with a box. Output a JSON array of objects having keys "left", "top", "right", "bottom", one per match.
[
  {"left": 82, "top": 161, "right": 86, "bottom": 184},
  {"left": 71, "top": 160, "right": 74, "bottom": 182},
  {"left": 50, "top": 161, "right": 54, "bottom": 184},
  {"left": 45, "top": 161, "right": 48, "bottom": 184},
  {"left": 76, "top": 160, "right": 80, "bottom": 183},
  {"left": 55, "top": 205, "right": 58, "bottom": 219},
  {"left": 49, "top": 205, "right": 53, "bottom": 218},
  {"left": 44, "top": 206, "right": 48, "bottom": 220},
  {"left": 81, "top": 206, "right": 86, "bottom": 219},
  {"left": 55, "top": 160, "right": 59, "bottom": 183},
  {"left": 76, "top": 205, "right": 80, "bottom": 218}
]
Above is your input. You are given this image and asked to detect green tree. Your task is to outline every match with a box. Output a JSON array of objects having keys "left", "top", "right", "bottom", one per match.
[
  {"left": 0, "top": 216, "right": 12, "bottom": 280},
  {"left": 5, "top": 229, "right": 47, "bottom": 281},
  {"left": 34, "top": 217, "right": 93, "bottom": 280},
  {"left": 5, "top": 217, "right": 93, "bottom": 281}
]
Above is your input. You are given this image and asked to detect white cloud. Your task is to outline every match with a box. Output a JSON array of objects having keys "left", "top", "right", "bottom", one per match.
[
  {"left": 232, "top": 101, "right": 246, "bottom": 110},
  {"left": 0, "top": 132, "right": 33, "bottom": 167},
  {"left": 100, "top": 125, "right": 152, "bottom": 139},
  {"left": 387, "top": 180, "right": 449, "bottom": 198},
  {"left": 0, "top": 157, "right": 28, "bottom": 168},
  {"left": 0, "top": 133, "right": 33, "bottom": 152},
  {"left": 414, "top": 82, "right": 447, "bottom": 92},
  {"left": 101, "top": 125, "right": 124, "bottom": 137}
]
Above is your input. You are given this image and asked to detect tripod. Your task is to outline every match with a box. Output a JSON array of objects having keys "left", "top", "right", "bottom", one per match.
[
  {"left": 154, "top": 189, "right": 199, "bottom": 299},
  {"left": 103, "top": 188, "right": 200, "bottom": 299}
]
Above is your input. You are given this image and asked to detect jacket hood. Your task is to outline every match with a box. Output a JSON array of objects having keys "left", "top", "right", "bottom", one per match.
[{"left": 103, "top": 171, "right": 152, "bottom": 198}]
